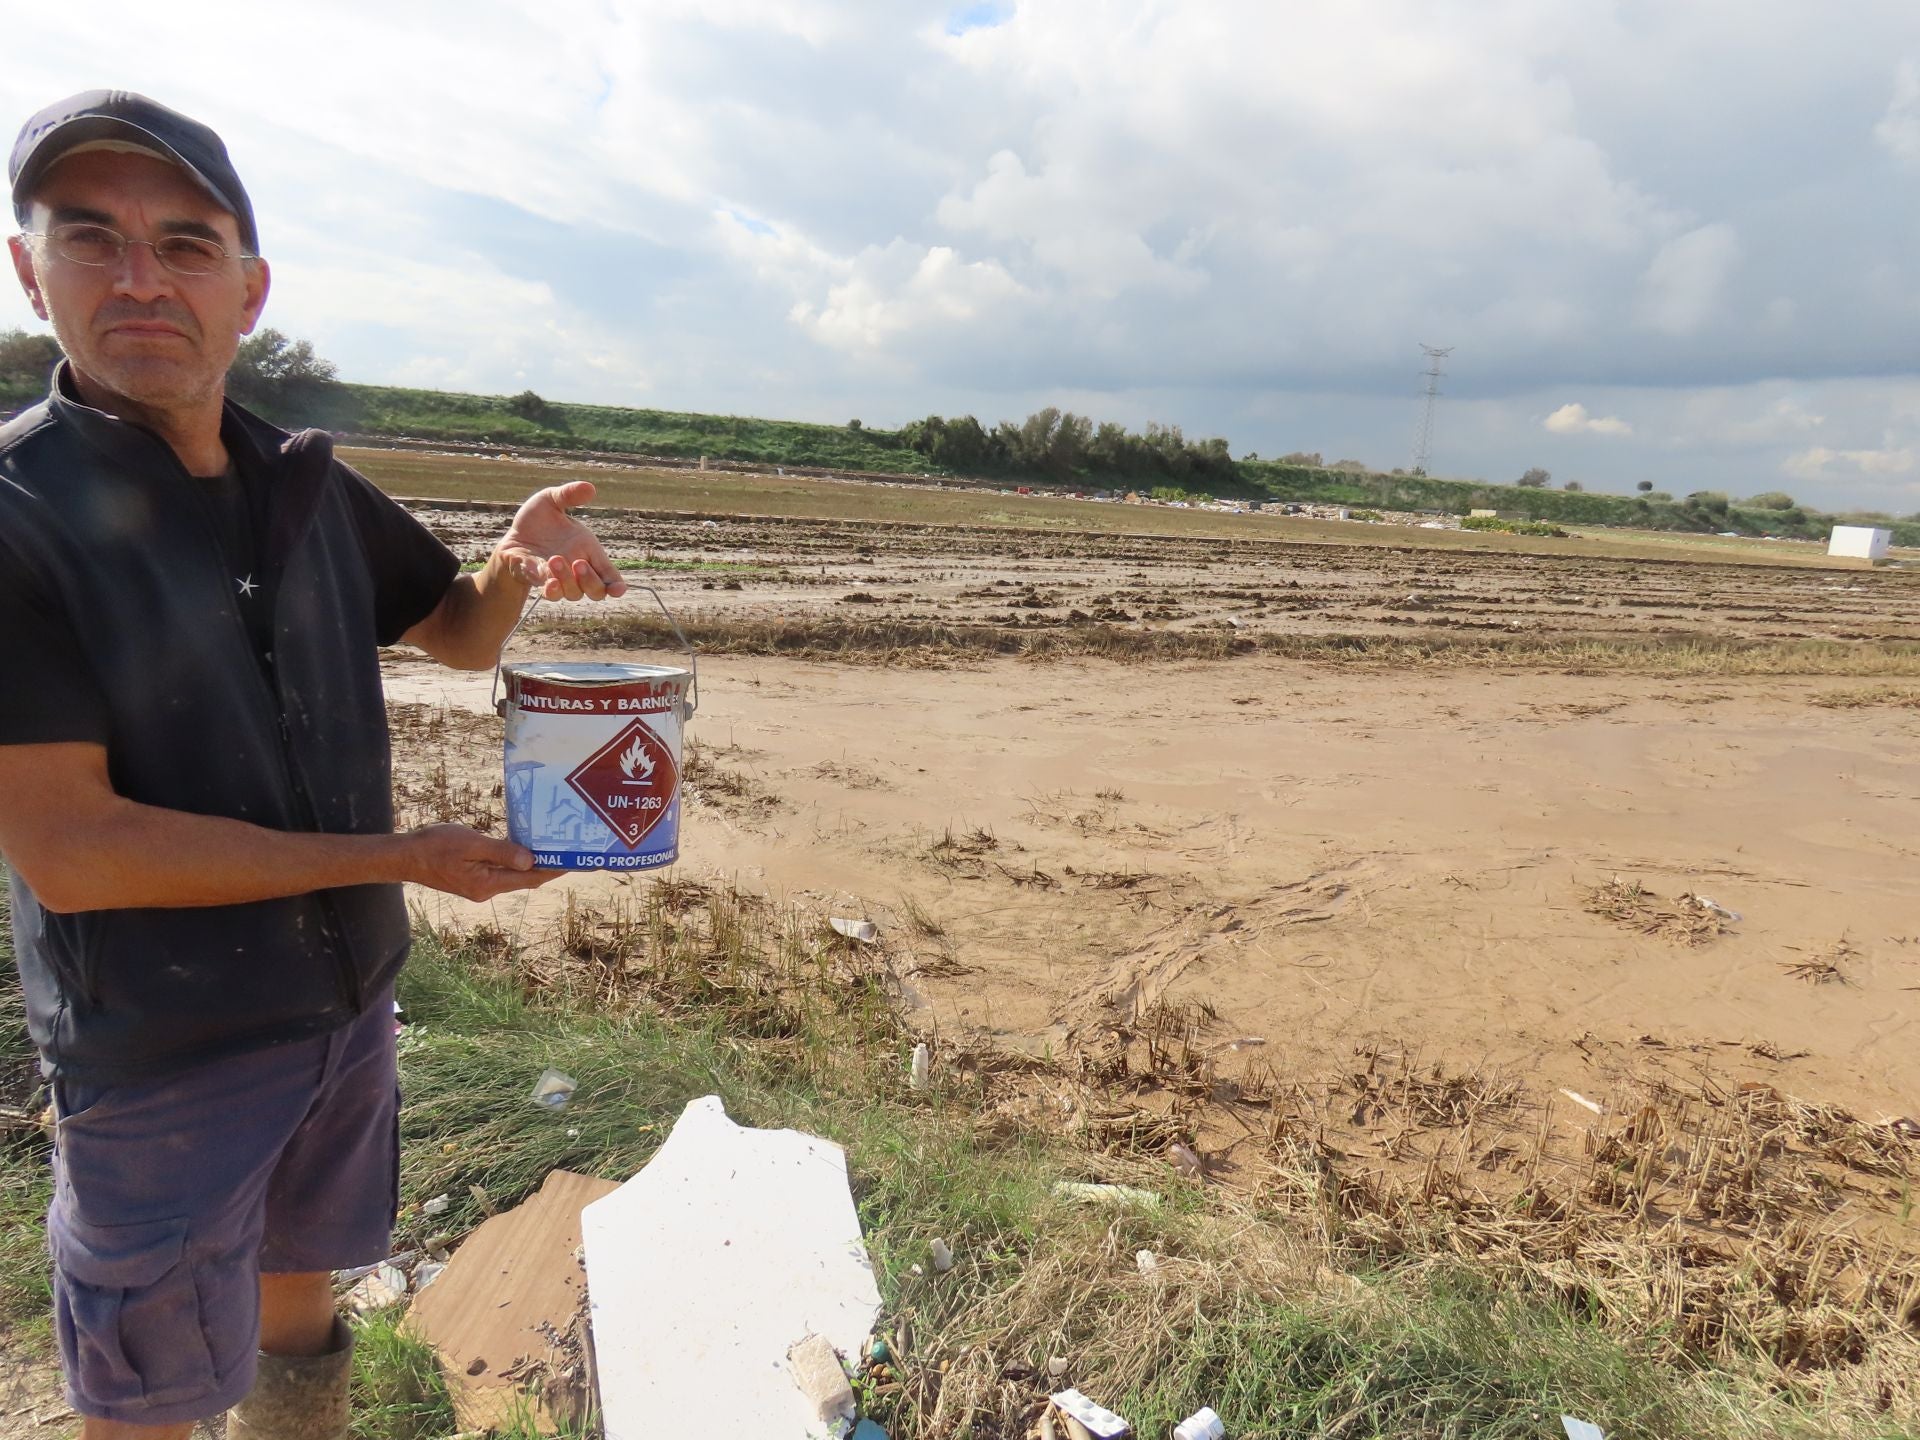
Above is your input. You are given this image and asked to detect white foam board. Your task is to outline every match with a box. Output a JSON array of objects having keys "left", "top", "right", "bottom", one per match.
[{"left": 581, "top": 1096, "right": 882, "bottom": 1439}]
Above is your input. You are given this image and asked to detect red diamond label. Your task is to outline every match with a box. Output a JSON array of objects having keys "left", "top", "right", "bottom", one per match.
[{"left": 565, "top": 720, "right": 680, "bottom": 849}]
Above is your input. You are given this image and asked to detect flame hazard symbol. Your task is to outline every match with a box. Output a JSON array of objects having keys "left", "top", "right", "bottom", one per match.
[
  {"left": 617, "top": 732, "right": 655, "bottom": 784},
  {"left": 565, "top": 719, "right": 679, "bottom": 849}
]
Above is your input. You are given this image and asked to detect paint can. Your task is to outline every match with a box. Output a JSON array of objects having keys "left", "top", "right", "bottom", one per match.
[{"left": 496, "top": 589, "right": 698, "bottom": 872}]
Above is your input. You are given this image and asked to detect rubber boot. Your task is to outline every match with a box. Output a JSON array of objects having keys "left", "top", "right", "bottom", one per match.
[{"left": 226, "top": 1317, "right": 354, "bottom": 1440}]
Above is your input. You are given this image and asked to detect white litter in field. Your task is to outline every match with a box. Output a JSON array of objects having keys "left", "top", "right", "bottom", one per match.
[
  {"left": 1561, "top": 1417, "right": 1605, "bottom": 1440},
  {"left": 1049, "top": 1388, "right": 1131, "bottom": 1438},
  {"left": 1692, "top": 895, "right": 1742, "bottom": 922},
  {"left": 909, "top": 1042, "right": 931, "bottom": 1092},
  {"left": 529, "top": 1068, "right": 577, "bottom": 1110},
  {"left": 581, "top": 1096, "right": 882, "bottom": 1440},
  {"left": 830, "top": 917, "right": 878, "bottom": 943},
  {"left": 1559, "top": 1089, "right": 1605, "bottom": 1116},
  {"left": 1051, "top": 1181, "right": 1162, "bottom": 1209},
  {"left": 786, "top": 1333, "right": 856, "bottom": 1429}
]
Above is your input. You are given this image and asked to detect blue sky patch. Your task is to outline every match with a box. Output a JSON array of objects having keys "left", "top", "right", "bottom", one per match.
[{"left": 947, "top": 1, "right": 1013, "bottom": 36}]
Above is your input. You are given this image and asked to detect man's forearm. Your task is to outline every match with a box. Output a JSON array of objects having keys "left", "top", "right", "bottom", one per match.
[
  {"left": 403, "top": 553, "right": 533, "bottom": 671},
  {"left": 25, "top": 797, "right": 416, "bottom": 912}
]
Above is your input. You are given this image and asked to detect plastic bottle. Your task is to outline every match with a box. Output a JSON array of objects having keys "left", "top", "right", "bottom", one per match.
[{"left": 1173, "top": 1406, "right": 1224, "bottom": 1440}]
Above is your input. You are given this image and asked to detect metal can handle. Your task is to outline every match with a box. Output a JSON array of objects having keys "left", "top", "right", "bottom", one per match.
[
  {"left": 490, "top": 587, "right": 700, "bottom": 719},
  {"left": 631, "top": 584, "right": 700, "bottom": 718}
]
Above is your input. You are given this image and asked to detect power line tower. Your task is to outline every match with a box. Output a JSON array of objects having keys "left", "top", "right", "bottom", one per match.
[{"left": 1411, "top": 343, "right": 1452, "bottom": 475}]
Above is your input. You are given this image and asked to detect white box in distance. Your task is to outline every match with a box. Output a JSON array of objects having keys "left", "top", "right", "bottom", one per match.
[{"left": 1828, "top": 525, "right": 1891, "bottom": 562}]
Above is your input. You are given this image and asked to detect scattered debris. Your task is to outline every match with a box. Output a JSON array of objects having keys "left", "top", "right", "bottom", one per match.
[
  {"left": 1051, "top": 1181, "right": 1162, "bottom": 1209},
  {"left": 1692, "top": 895, "right": 1742, "bottom": 922},
  {"left": 1134, "top": 1249, "right": 1158, "bottom": 1275},
  {"left": 830, "top": 916, "right": 879, "bottom": 943},
  {"left": 1562, "top": 1418, "right": 1605, "bottom": 1440},
  {"left": 529, "top": 1068, "right": 578, "bottom": 1110},
  {"left": 1046, "top": 1355, "right": 1071, "bottom": 1379},
  {"left": 1583, "top": 878, "right": 1734, "bottom": 945},
  {"left": 785, "top": 1334, "right": 856, "bottom": 1429},
  {"left": 1781, "top": 938, "right": 1856, "bottom": 985},
  {"left": 581, "top": 1096, "right": 881, "bottom": 1439},
  {"left": 422, "top": 1193, "right": 451, "bottom": 1216},
  {"left": 909, "top": 1041, "right": 931, "bottom": 1092},
  {"left": 851, "top": 1423, "right": 889, "bottom": 1440},
  {"left": 1049, "top": 1388, "right": 1131, "bottom": 1439},
  {"left": 414, "top": 1260, "right": 447, "bottom": 1291},
  {"left": 1169, "top": 1141, "right": 1204, "bottom": 1178},
  {"left": 405, "top": 1169, "right": 618, "bottom": 1433},
  {"left": 345, "top": 1264, "right": 408, "bottom": 1315},
  {"left": 1559, "top": 1089, "right": 1605, "bottom": 1116},
  {"left": 1174, "top": 1407, "right": 1225, "bottom": 1440},
  {"left": 929, "top": 1237, "right": 954, "bottom": 1272}
]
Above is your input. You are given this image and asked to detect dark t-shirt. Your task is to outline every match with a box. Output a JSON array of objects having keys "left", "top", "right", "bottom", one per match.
[
  {"left": 199, "top": 461, "right": 272, "bottom": 663},
  {"left": 0, "top": 459, "right": 459, "bottom": 747}
]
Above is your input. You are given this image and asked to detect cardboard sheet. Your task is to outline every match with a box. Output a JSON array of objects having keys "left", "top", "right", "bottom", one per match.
[{"left": 404, "top": 1168, "right": 620, "bottom": 1433}]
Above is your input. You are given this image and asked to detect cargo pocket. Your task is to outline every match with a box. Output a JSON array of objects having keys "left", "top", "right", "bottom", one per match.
[{"left": 51, "top": 1214, "right": 218, "bottom": 1412}]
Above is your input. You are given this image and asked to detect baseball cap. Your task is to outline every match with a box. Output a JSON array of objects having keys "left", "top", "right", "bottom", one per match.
[{"left": 10, "top": 89, "right": 258, "bottom": 253}]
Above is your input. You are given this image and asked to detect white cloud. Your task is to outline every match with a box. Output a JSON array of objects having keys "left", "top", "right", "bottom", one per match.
[
  {"left": 789, "top": 240, "right": 1029, "bottom": 355},
  {"left": 1633, "top": 223, "right": 1740, "bottom": 337},
  {"left": 1783, "top": 445, "right": 1918, "bottom": 481},
  {"left": 1544, "top": 402, "right": 1633, "bottom": 437},
  {"left": 1875, "top": 59, "right": 1920, "bottom": 168},
  {"left": 6, "top": 1, "right": 1920, "bottom": 507}
]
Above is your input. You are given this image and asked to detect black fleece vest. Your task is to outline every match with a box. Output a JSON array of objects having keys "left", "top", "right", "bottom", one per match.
[{"left": 0, "top": 373, "right": 410, "bottom": 1079}]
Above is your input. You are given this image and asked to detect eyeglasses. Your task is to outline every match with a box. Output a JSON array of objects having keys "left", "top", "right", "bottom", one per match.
[{"left": 23, "top": 222, "right": 255, "bottom": 276}]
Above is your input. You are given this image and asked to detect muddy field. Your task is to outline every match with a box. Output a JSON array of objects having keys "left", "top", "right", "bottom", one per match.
[
  {"left": 415, "top": 503, "right": 1920, "bottom": 647},
  {"left": 392, "top": 497, "right": 1920, "bottom": 1325}
]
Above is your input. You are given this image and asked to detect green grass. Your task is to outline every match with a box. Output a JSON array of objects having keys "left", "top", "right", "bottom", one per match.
[
  {"left": 289, "top": 383, "right": 941, "bottom": 478},
  {"left": 0, "top": 882, "right": 53, "bottom": 1346}
]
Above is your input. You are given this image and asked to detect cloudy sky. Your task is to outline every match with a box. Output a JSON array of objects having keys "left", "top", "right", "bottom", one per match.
[{"left": 7, "top": 1, "right": 1920, "bottom": 508}]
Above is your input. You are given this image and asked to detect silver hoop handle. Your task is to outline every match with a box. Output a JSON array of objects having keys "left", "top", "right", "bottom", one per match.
[{"left": 489, "top": 586, "right": 700, "bottom": 719}]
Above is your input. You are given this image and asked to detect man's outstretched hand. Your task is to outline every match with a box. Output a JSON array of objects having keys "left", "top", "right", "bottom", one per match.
[
  {"left": 495, "top": 480, "right": 628, "bottom": 602},
  {"left": 403, "top": 824, "right": 563, "bottom": 901}
]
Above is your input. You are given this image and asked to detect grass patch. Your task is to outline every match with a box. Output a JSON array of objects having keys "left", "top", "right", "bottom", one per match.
[
  {"left": 350, "top": 1310, "right": 455, "bottom": 1440},
  {"left": 534, "top": 610, "right": 1920, "bottom": 678},
  {"left": 1464, "top": 515, "right": 1571, "bottom": 538},
  {"left": 0, "top": 881, "right": 53, "bottom": 1346}
]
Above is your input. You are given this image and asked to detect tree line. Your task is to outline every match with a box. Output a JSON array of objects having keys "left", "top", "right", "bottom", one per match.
[{"left": 900, "top": 407, "right": 1240, "bottom": 488}]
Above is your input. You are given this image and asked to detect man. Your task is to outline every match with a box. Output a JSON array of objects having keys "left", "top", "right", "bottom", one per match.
[{"left": 0, "top": 91, "right": 622, "bottom": 1440}]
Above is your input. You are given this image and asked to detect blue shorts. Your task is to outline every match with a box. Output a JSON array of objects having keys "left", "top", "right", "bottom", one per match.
[{"left": 47, "top": 989, "right": 399, "bottom": 1425}]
